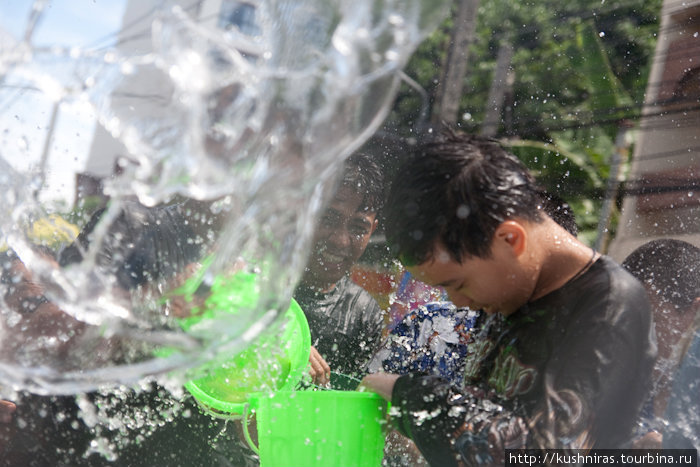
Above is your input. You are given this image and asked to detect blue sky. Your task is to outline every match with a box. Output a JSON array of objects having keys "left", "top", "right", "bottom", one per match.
[
  {"left": 0, "top": 1, "right": 128, "bottom": 205},
  {"left": 0, "top": 1, "right": 127, "bottom": 48}
]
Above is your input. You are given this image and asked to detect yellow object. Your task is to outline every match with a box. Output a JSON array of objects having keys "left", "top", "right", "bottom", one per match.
[
  {"left": 0, "top": 214, "right": 79, "bottom": 252},
  {"left": 27, "top": 214, "right": 79, "bottom": 249}
]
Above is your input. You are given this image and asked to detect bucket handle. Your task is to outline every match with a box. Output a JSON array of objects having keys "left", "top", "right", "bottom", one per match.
[{"left": 242, "top": 402, "right": 260, "bottom": 455}]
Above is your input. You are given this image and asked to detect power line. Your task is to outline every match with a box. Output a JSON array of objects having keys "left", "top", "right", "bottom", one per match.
[
  {"left": 3, "top": 1, "right": 681, "bottom": 148},
  {"left": 580, "top": 179, "right": 700, "bottom": 201},
  {"left": 85, "top": 1, "right": 204, "bottom": 51},
  {"left": 475, "top": 0, "right": 663, "bottom": 51},
  {"left": 460, "top": 1, "right": 689, "bottom": 107},
  {"left": 502, "top": 97, "right": 700, "bottom": 134}
]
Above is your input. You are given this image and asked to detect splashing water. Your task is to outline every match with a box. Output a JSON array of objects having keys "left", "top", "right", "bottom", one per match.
[{"left": 0, "top": 0, "right": 448, "bottom": 395}]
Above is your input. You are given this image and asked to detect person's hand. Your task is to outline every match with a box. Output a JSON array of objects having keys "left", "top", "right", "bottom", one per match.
[
  {"left": 161, "top": 258, "right": 248, "bottom": 319},
  {"left": 308, "top": 346, "right": 331, "bottom": 386},
  {"left": 384, "top": 430, "right": 429, "bottom": 466},
  {"left": 358, "top": 372, "right": 400, "bottom": 401},
  {"left": 630, "top": 430, "right": 663, "bottom": 449},
  {"left": 0, "top": 399, "right": 16, "bottom": 454},
  {"left": 0, "top": 400, "right": 15, "bottom": 424},
  {"left": 1, "top": 257, "right": 89, "bottom": 365}
]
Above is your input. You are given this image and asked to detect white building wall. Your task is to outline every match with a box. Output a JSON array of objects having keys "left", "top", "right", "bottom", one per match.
[
  {"left": 608, "top": 0, "right": 700, "bottom": 261},
  {"left": 83, "top": 0, "right": 216, "bottom": 178}
]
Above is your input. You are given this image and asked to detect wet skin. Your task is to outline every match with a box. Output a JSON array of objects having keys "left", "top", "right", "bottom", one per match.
[
  {"left": 300, "top": 184, "right": 378, "bottom": 384},
  {"left": 406, "top": 221, "right": 536, "bottom": 317},
  {"left": 301, "top": 185, "right": 378, "bottom": 292}
]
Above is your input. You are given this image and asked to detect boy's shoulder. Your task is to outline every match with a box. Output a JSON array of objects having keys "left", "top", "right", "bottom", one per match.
[
  {"left": 551, "top": 255, "right": 646, "bottom": 301},
  {"left": 579, "top": 255, "right": 648, "bottom": 299},
  {"left": 524, "top": 255, "right": 651, "bottom": 329}
]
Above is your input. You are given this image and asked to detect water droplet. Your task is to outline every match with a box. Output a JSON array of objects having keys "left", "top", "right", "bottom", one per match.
[
  {"left": 120, "top": 62, "right": 135, "bottom": 75},
  {"left": 16, "top": 136, "right": 29, "bottom": 151},
  {"left": 456, "top": 204, "right": 470, "bottom": 219}
]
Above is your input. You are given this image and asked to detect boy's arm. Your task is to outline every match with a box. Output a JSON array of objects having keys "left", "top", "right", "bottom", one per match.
[
  {"left": 364, "top": 282, "right": 655, "bottom": 466},
  {"left": 388, "top": 373, "right": 529, "bottom": 467},
  {"left": 362, "top": 372, "right": 486, "bottom": 466}
]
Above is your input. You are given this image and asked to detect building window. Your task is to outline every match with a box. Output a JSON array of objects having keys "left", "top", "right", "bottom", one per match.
[{"left": 218, "top": 1, "right": 261, "bottom": 37}]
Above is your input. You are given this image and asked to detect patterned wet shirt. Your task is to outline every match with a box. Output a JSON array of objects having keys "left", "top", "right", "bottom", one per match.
[{"left": 370, "top": 302, "right": 480, "bottom": 387}]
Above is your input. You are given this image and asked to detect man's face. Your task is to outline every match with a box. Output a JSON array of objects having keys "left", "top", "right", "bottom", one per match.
[
  {"left": 406, "top": 242, "right": 527, "bottom": 316},
  {"left": 304, "top": 185, "right": 378, "bottom": 289}
]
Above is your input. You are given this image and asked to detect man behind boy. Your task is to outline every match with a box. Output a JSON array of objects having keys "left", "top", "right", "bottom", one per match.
[
  {"left": 295, "top": 151, "right": 385, "bottom": 383},
  {"left": 361, "top": 131, "right": 656, "bottom": 466}
]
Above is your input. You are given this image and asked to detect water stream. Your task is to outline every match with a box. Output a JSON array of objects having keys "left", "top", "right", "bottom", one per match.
[{"left": 0, "top": 0, "right": 448, "bottom": 397}]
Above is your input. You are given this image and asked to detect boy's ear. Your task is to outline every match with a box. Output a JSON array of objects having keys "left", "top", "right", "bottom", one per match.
[
  {"left": 370, "top": 218, "right": 379, "bottom": 235},
  {"left": 494, "top": 221, "right": 527, "bottom": 256}
]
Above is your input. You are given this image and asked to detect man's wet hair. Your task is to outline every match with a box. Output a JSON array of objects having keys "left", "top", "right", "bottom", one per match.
[
  {"left": 384, "top": 130, "right": 545, "bottom": 266},
  {"left": 622, "top": 238, "right": 700, "bottom": 312},
  {"left": 341, "top": 152, "right": 384, "bottom": 214}
]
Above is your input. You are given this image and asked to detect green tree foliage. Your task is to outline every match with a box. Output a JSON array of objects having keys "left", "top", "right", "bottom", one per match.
[
  {"left": 382, "top": 0, "right": 662, "bottom": 245},
  {"left": 467, "top": 0, "right": 659, "bottom": 138}
]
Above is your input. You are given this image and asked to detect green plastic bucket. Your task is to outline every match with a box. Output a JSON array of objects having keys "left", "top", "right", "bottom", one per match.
[
  {"left": 179, "top": 271, "right": 311, "bottom": 416},
  {"left": 246, "top": 390, "right": 388, "bottom": 467}
]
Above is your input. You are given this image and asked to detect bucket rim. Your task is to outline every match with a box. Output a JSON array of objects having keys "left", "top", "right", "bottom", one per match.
[
  {"left": 185, "top": 295, "right": 311, "bottom": 416},
  {"left": 246, "top": 388, "right": 387, "bottom": 410}
]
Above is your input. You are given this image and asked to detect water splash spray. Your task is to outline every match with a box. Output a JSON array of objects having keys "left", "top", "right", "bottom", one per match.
[{"left": 0, "top": 0, "right": 449, "bottom": 395}]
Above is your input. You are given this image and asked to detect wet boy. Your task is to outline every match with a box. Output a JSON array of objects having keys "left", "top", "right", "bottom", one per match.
[{"left": 361, "top": 131, "right": 656, "bottom": 466}]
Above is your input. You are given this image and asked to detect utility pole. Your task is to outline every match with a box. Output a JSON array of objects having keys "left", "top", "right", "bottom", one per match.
[
  {"left": 431, "top": 0, "right": 480, "bottom": 127},
  {"left": 481, "top": 41, "right": 514, "bottom": 137},
  {"left": 35, "top": 101, "right": 61, "bottom": 201},
  {"left": 594, "top": 120, "right": 634, "bottom": 252}
]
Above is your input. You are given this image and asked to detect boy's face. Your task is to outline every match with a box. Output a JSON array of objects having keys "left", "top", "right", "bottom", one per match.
[
  {"left": 304, "top": 185, "right": 378, "bottom": 289},
  {"left": 406, "top": 239, "right": 529, "bottom": 316}
]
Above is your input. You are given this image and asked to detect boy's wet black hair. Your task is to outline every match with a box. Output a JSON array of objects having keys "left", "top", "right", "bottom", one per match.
[
  {"left": 341, "top": 152, "right": 384, "bottom": 214},
  {"left": 384, "top": 130, "right": 545, "bottom": 266},
  {"left": 622, "top": 238, "right": 700, "bottom": 312}
]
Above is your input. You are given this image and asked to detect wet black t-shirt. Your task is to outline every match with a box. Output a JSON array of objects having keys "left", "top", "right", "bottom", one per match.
[
  {"left": 294, "top": 275, "right": 384, "bottom": 379},
  {"left": 391, "top": 256, "right": 657, "bottom": 467}
]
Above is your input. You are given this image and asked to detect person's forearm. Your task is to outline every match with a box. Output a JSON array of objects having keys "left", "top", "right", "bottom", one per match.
[
  {"left": 360, "top": 372, "right": 400, "bottom": 400},
  {"left": 385, "top": 373, "right": 466, "bottom": 467}
]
